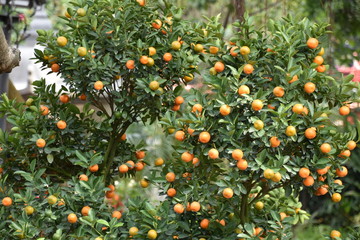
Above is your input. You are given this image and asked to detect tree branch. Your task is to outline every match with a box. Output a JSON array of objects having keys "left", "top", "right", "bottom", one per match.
[{"left": 0, "top": 28, "right": 21, "bottom": 73}]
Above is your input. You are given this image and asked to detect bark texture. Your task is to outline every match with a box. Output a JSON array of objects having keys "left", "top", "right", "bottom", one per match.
[{"left": 0, "top": 28, "right": 21, "bottom": 73}]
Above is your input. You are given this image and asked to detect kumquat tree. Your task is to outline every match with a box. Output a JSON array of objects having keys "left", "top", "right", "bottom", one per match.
[{"left": 0, "top": 0, "right": 359, "bottom": 239}]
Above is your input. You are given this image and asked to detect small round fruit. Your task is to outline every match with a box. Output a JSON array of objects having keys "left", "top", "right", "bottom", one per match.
[
  {"left": 77, "top": 8, "right": 86, "bottom": 16},
  {"left": 320, "top": 143, "right": 331, "bottom": 154},
  {"left": 47, "top": 195, "right": 57, "bottom": 205},
  {"left": 336, "top": 166, "right": 348, "bottom": 177},
  {"left": 166, "top": 172, "right": 176, "bottom": 182},
  {"left": 152, "top": 19, "right": 162, "bottom": 29},
  {"left": 192, "top": 103, "right": 203, "bottom": 113},
  {"left": 307, "top": 38, "right": 319, "bottom": 49},
  {"left": 57, "top": 120, "right": 67, "bottom": 130},
  {"left": 200, "top": 219, "right": 209, "bottom": 229},
  {"left": 77, "top": 47, "right": 87, "bottom": 57},
  {"left": 273, "top": 86, "right": 284, "bottom": 97},
  {"left": 155, "top": 157, "right": 165, "bottom": 166},
  {"left": 223, "top": 188, "right": 233, "bottom": 198},
  {"left": 232, "top": 149, "right": 244, "bottom": 161},
  {"left": 237, "top": 160, "right": 248, "bottom": 170},
  {"left": 94, "top": 81, "right": 104, "bottom": 90},
  {"left": 140, "top": 179, "right": 149, "bottom": 188},
  {"left": 271, "top": 172, "right": 282, "bottom": 182},
  {"left": 57, "top": 36, "right": 68, "bottom": 47},
  {"left": 209, "top": 46, "right": 219, "bottom": 54},
  {"left": 59, "top": 94, "right": 70, "bottom": 103},
  {"left": 270, "top": 136, "right": 280, "bottom": 147},
  {"left": 126, "top": 60, "right": 135, "bottom": 69},
  {"left": 163, "top": 53, "right": 172, "bottom": 62},
  {"left": 112, "top": 210, "right": 122, "bottom": 219},
  {"left": 254, "top": 120, "right": 264, "bottom": 130},
  {"left": 149, "top": 81, "right": 160, "bottom": 91},
  {"left": 220, "top": 105, "right": 231, "bottom": 116},
  {"left": 255, "top": 201, "right": 264, "bottom": 210},
  {"left": 174, "top": 96, "right": 184, "bottom": 105},
  {"left": 313, "top": 56, "right": 324, "bottom": 65},
  {"left": 24, "top": 206, "right": 34, "bottom": 215},
  {"left": 199, "top": 131, "right": 210, "bottom": 143},
  {"left": 243, "top": 64, "right": 254, "bottom": 74},
  {"left": 79, "top": 174, "right": 88, "bottom": 181},
  {"left": 89, "top": 164, "right": 99, "bottom": 172},
  {"left": 173, "top": 203, "right": 185, "bottom": 214},
  {"left": 167, "top": 188, "right": 177, "bottom": 197},
  {"left": 332, "top": 193, "right": 342, "bottom": 203},
  {"left": 147, "top": 229, "right": 157, "bottom": 239},
  {"left": 347, "top": 140, "right": 356, "bottom": 150},
  {"left": 251, "top": 99, "right": 263, "bottom": 111},
  {"left": 174, "top": 130, "right": 185, "bottom": 141},
  {"left": 214, "top": 62, "right": 225, "bottom": 73},
  {"left": 285, "top": 126, "right": 296, "bottom": 137},
  {"left": 304, "top": 82, "right": 316, "bottom": 94},
  {"left": 190, "top": 201, "right": 201, "bottom": 212},
  {"left": 240, "top": 46, "right": 250, "bottom": 55},
  {"left": 194, "top": 44, "right": 204, "bottom": 53},
  {"left": 318, "top": 47, "right": 325, "bottom": 56},
  {"left": 171, "top": 41, "right": 181, "bottom": 50},
  {"left": 119, "top": 164, "right": 129, "bottom": 173},
  {"left": 36, "top": 138, "right": 46, "bottom": 148},
  {"left": 208, "top": 148, "right": 219, "bottom": 159},
  {"left": 330, "top": 230, "right": 341, "bottom": 239},
  {"left": 292, "top": 104, "right": 304, "bottom": 114},
  {"left": 339, "top": 106, "right": 350, "bottom": 116},
  {"left": 305, "top": 127, "right": 316, "bottom": 139},
  {"left": 303, "top": 176, "right": 314, "bottom": 186},
  {"left": 298, "top": 168, "right": 310, "bottom": 178},
  {"left": 316, "top": 65, "right": 326, "bottom": 72},
  {"left": 2, "top": 197, "right": 12, "bottom": 206},
  {"left": 263, "top": 169, "right": 274, "bottom": 179},
  {"left": 67, "top": 213, "right": 78, "bottom": 223},
  {"left": 238, "top": 85, "right": 250, "bottom": 95},
  {"left": 129, "top": 227, "right": 139, "bottom": 236},
  {"left": 81, "top": 206, "right": 91, "bottom": 216},
  {"left": 183, "top": 73, "right": 194, "bottom": 82}
]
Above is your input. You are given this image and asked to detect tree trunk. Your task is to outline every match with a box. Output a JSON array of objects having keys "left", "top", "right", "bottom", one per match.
[
  {"left": 233, "top": 0, "right": 246, "bottom": 22},
  {"left": 0, "top": 27, "right": 21, "bottom": 73}
]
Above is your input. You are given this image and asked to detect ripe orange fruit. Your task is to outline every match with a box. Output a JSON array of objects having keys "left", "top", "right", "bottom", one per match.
[
  {"left": 112, "top": 210, "right": 122, "bottom": 219},
  {"left": 316, "top": 65, "right": 326, "bottom": 72},
  {"left": 318, "top": 47, "right": 325, "bottom": 56},
  {"left": 149, "top": 81, "right": 159, "bottom": 91},
  {"left": 292, "top": 104, "right": 304, "bottom": 114},
  {"left": 223, "top": 188, "right": 234, "bottom": 198},
  {"left": 192, "top": 157, "right": 200, "bottom": 166},
  {"left": 79, "top": 174, "right": 88, "bottom": 181},
  {"left": 299, "top": 168, "right": 310, "bottom": 178},
  {"left": 238, "top": 85, "right": 250, "bottom": 95},
  {"left": 303, "top": 176, "right": 314, "bottom": 186},
  {"left": 36, "top": 138, "right": 46, "bottom": 148},
  {"left": 199, "top": 131, "right": 211, "bottom": 143},
  {"left": 192, "top": 103, "right": 203, "bottom": 113},
  {"left": 134, "top": 161, "right": 144, "bottom": 171},
  {"left": 288, "top": 74, "right": 298, "bottom": 83},
  {"left": 200, "top": 219, "right": 209, "bottom": 229},
  {"left": 126, "top": 160, "right": 135, "bottom": 169},
  {"left": 232, "top": 149, "right": 244, "bottom": 161},
  {"left": 181, "top": 152, "right": 193, "bottom": 162},
  {"left": 166, "top": 172, "right": 176, "bottom": 182},
  {"left": 135, "top": 150, "right": 146, "bottom": 159},
  {"left": 347, "top": 140, "right": 356, "bottom": 150},
  {"left": 273, "top": 86, "right": 284, "bottom": 97},
  {"left": 67, "top": 213, "right": 78, "bottom": 223},
  {"left": 220, "top": 105, "right": 231, "bottom": 116},
  {"left": 174, "top": 96, "right": 184, "bottom": 105},
  {"left": 251, "top": 99, "right": 263, "bottom": 111},
  {"left": 230, "top": 46, "right": 238, "bottom": 57},
  {"left": 59, "top": 94, "right": 70, "bottom": 103},
  {"left": 163, "top": 53, "right": 172, "bottom": 62},
  {"left": 172, "top": 105, "right": 180, "bottom": 111},
  {"left": 174, "top": 203, "right": 185, "bottom": 214},
  {"left": 240, "top": 46, "right": 250, "bottom": 55},
  {"left": 243, "top": 64, "right": 254, "bottom": 74},
  {"left": 171, "top": 41, "right": 182, "bottom": 50},
  {"left": 119, "top": 164, "right": 129, "bottom": 173},
  {"left": 313, "top": 56, "right": 324, "bottom": 65},
  {"left": 187, "top": 127, "right": 195, "bottom": 135},
  {"left": 81, "top": 206, "right": 91, "bottom": 216},
  {"left": 148, "top": 47, "right": 157, "bottom": 56},
  {"left": 51, "top": 63, "right": 60, "bottom": 72},
  {"left": 280, "top": 212, "right": 287, "bottom": 221},
  {"left": 147, "top": 229, "right": 157, "bottom": 239},
  {"left": 285, "top": 126, "right": 296, "bottom": 136},
  {"left": 330, "top": 230, "right": 341, "bottom": 239},
  {"left": 57, "top": 36, "right": 68, "bottom": 47},
  {"left": 89, "top": 164, "right": 99, "bottom": 172},
  {"left": 40, "top": 105, "right": 49, "bottom": 115},
  {"left": 79, "top": 93, "right": 87, "bottom": 101},
  {"left": 152, "top": 19, "right": 162, "bottom": 29},
  {"left": 332, "top": 193, "right": 341, "bottom": 203},
  {"left": 167, "top": 188, "right": 176, "bottom": 197},
  {"left": 307, "top": 38, "right": 319, "bottom": 49},
  {"left": 208, "top": 148, "right": 219, "bottom": 159},
  {"left": 140, "top": 56, "right": 149, "bottom": 65},
  {"left": 339, "top": 150, "right": 351, "bottom": 158},
  {"left": 304, "top": 82, "right": 316, "bottom": 94},
  {"left": 270, "top": 136, "right": 280, "bottom": 147},
  {"left": 126, "top": 60, "right": 135, "bottom": 69},
  {"left": 214, "top": 62, "right": 225, "bottom": 73},
  {"left": 94, "top": 81, "right": 104, "bottom": 90},
  {"left": 2, "top": 197, "right": 12, "bottom": 206},
  {"left": 320, "top": 143, "right": 331, "bottom": 153},
  {"left": 336, "top": 166, "right": 348, "bottom": 177},
  {"left": 77, "top": 47, "right": 87, "bottom": 57},
  {"left": 254, "top": 227, "right": 263, "bottom": 236},
  {"left": 237, "top": 160, "right": 248, "bottom": 170},
  {"left": 334, "top": 179, "right": 343, "bottom": 185},
  {"left": 194, "top": 44, "right": 204, "bottom": 53},
  {"left": 263, "top": 169, "right": 274, "bottom": 179},
  {"left": 136, "top": 0, "right": 145, "bottom": 6},
  {"left": 304, "top": 127, "right": 316, "bottom": 139},
  {"left": 317, "top": 185, "right": 328, "bottom": 195},
  {"left": 190, "top": 201, "right": 201, "bottom": 212},
  {"left": 209, "top": 46, "right": 219, "bottom": 54},
  {"left": 339, "top": 106, "right": 350, "bottom": 116},
  {"left": 272, "top": 172, "right": 282, "bottom": 182},
  {"left": 317, "top": 166, "right": 330, "bottom": 175},
  {"left": 175, "top": 130, "right": 185, "bottom": 141},
  {"left": 183, "top": 73, "right": 194, "bottom": 82},
  {"left": 129, "top": 226, "right": 139, "bottom": 236},
  {"left": 154, "top": 157, "right": 164, "bottom": 166},
  {"left": 57, "top": 120, "right": 67, "bottom": 130}
]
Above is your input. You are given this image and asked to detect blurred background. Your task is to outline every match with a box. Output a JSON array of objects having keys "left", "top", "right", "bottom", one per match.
[{"left": 1, "top": 0, "right": 359, "bottom": 239}]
